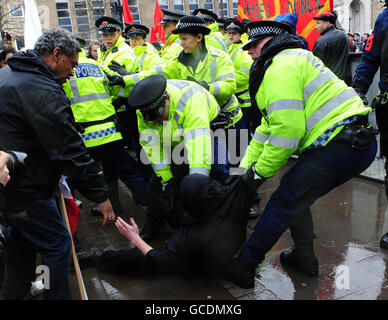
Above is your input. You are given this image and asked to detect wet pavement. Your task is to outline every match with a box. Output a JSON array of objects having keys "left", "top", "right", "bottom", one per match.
[{"left": 69, "top": 159, "right": 388, "bottom": 300}]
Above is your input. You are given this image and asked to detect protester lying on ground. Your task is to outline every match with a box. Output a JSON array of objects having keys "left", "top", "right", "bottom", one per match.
[{"left": 77, "top": 173, "right": 256, "bottom": 277}]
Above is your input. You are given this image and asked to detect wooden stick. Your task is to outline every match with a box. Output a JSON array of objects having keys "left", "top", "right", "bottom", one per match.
[{"left": 58, "top": 187, "right": 88, "bottom": 300}]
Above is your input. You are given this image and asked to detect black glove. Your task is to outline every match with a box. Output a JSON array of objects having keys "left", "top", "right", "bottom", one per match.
[
  {"left": 106, "top": 74, "right": 125, "bottom": 87},
  {"left": 159, "top": 179, "right": 177, "bottom": 213},
  {"left": 186, "top": 76, "right": 210, "bottom": 91},
  {"left": 108, "top": 60, "right": 132, "bottom": 76},
  {"left": 354, "top": 87, "right": 369, "bottom": 105},
  {"left": 240, "top": 163, "right": 266, "bottom": 193}
]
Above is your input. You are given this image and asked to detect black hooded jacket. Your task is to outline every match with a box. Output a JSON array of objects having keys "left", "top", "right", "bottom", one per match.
[
  {"left": 0, "top": 50, "right": 108, "bottom": 203},
  {"left": 312, "top": 26, "right": 352, "bottom": 85}
]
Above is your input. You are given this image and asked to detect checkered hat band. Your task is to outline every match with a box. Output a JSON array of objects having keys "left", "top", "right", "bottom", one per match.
[
  {"left": 199, "top": 13, "right": 215, "bottom": 20},
  {"left": 141, "top": 91, "right": 167, "bottom": 111},
  {"left": 100, "top": 23, "right": 121, "bottom": 30},
  {"left": 250, "top": 26, "right": 284, "bottom": 37},
  {"left": 177, "top": 22, "right": 206, "bottom": 29},
  {"left": 163, "top": 14, "right": 180, "bottom": 21}
]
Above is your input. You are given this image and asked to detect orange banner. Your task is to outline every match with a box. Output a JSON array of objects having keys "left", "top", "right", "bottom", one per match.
[{"left": 238, "top": 0, "right": 333, "bottom": 50}]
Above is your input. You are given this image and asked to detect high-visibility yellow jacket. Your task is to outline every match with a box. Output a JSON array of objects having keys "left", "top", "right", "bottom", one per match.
[
  {"left": 97, "top": 35, "right": 139, "bottom": 76},
  {"left": 123, "top": 46, "right": 242, "bottom": 127},
  {"left": 63, "top": 56, "right": 122, "bottom": 148},
  {"left": 240, "top": 48, "right": 372, "bottom": 178},
  {"left": 146, "top": 42, "right": 160, "bottom": 56},
  {"left": 160, "top": 33, "right": 183, "bottom": 62},
  {"left": 229, "top": 42, "right": 253, "bottom": 108},
  {"left": 206, "top": 22, "right": 228, "bottom": 53},
  {"left": 134, "top": 44, "right": 161, "bottom": 71},
  {"left": 138, "top": 80, "right": 219, "bottom": 183}
]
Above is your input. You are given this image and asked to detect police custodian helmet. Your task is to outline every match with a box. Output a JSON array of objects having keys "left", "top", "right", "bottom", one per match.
[{"left": 128, "top": 74, "right": 168, "bottom": 122}]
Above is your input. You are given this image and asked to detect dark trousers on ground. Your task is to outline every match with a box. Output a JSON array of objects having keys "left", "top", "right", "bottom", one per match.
[
  {"left": 242, "top": 137, "right": 377, "bottom": 265},
  {"left": 375, "top": 99, "right": 388, "bottom": 198},
  {"left": 3, "top": 198, "right": 72, "bottom": 300},
  {"left": 89, "top": 140, "right": 148, "bottom": 206}
]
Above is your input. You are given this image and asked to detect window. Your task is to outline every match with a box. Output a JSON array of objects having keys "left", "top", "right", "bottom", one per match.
[
  {"left": 56, "top": 0, "right": 72, "bottom": 32},
  {"left": 75, "top": 1, "right": 91, "bottom": 41},
  {"left": 9, "top": 4, "right": 23, "bottom": 17},
  {"left": 204, "top": 0, "right": 213, "bottom": 11},
  {"left": 93, "top": 0, "right": 106, "bottom": 20},
  {"left": 233, "top": 0, "right": 238, "bottom": 17},
  {"left": 128, "top": 0, "right": 140, "bottom": 24},
  {"left": 159, "top": 0, "right": 169, "bottom": 9},
  {"left": 219, "top": 0, "right": 228, "bottom": 18},
  {"left": 189, "top": 0, "right": 199, "bottom": 12},
  {"left": 174, "top": 0, "right": 184, "bottom": 11}
]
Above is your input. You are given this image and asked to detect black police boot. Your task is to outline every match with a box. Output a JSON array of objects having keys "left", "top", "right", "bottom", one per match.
[
  {"left": 280, "top": 239, "right": 319, "bottom": 277},
  {"left": 139, "top": 217, "right": 161, "bottom": 242},
  {"left": 380, "top": 231, "right": 388, "bottom": 249},
  {"left": 248, "top": 201, "right": 260, "bottom": 219},
  {"left": 77, "top": 247, "right": 104, "bottom": 269},
  {"left": 219, "top": 255, "right": 256, "bottom": 289}
]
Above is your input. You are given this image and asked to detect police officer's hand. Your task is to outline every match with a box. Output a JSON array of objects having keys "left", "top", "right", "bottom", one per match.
[
  {"left": 240, "top": 163, "right": 266, "bottom": 193},
  {"left": 159, "top": 178, "right": 177, "bottom": 213},
  {"left": 353, "top": 86, "right": 369, "bottom": 105},
  {"left": 108, "top": 60, "right": 132, "bottom": 76},
  {"left": 98, "top": 199, "right": 116, "bottom": 227},
  {"left": 186, "top": 76, "right": 210, "bottom": 91},
  {"left": 106, "top": 74, "right": 125, "bottom": 87}
]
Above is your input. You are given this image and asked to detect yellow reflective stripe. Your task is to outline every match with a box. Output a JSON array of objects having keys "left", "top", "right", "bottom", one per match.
[
  {"left": 217, "top": 73, "right": 236, "bottom": 81},
  {"left": 240, "top": 66, "right": 250, "bottom": 74},
  {"left": 189, "top": 167, "right": 210, "bottom": 176},
  {"left": 213, "top": 82, "right": 221, "bottom": 96},
  {"left": 209, "top": 34, "right": 228, "bottom": 52},
  {"left": 268, "top": 135, "right": 300, "bottom": 149},
  {"left": 253, "top": 132, "right": 268, "bottom": 143},
  {"left": 210, "top": 57, "right": 217, "bottom": 82},
  {"left": 303, "top": 70, "right": 336, "bottom": 101},
  {"left": 267, "top": 99, "right": 304, "bottom": 116},
  {"left": 184, "top": 128, "right": 211, "bottom": 141},
  {"left": 221, "top": 95, "right": 237, "bottom": 112},
  {"left": 306, "top": 88, "right": 357, "bottom": 132}
]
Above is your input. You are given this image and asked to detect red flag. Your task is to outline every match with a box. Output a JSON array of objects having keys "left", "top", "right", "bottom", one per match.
[
  {"left": 152, "top": 0, "right": 165, "bottom": 43},
  {"left": 122, "top": 0, "right": 134, "bottom": 24},
  {"left": 150, "top": 26, "right": 158, "bottom": 42}
]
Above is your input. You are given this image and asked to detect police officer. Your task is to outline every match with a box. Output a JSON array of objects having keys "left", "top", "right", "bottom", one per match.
[
  {"left": 225, "top": 18, "right": 261, "bottom": 219},
  {"left": 220, "top": 20, "right": 377, "bottom": 288},
  {"left": 217, "top": 18, "right": 226, "bottom": 36},
  {"left": 353, "top": 0, "right": 388, "bottom": 249},
  {"left": 125, "top": 24, "right": 161, "bottom": 71},
  {"left": 192, "top": 8, "right": 228, "bottom": 53},
  {"left": 159, "top": 8, "right": 187, "bottom": 62},
  {"left": 96, "top": 16, "right": 144, "bottom": 186},
  {"left": 62, "top": 48, "right": 149, "bottom": 213},
  {"left": 127, "top": 75, "right": 222, "bottom": 241}
]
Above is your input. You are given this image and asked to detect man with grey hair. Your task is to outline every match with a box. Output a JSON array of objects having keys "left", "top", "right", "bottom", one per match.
[{"left": 0, "top": 28, "right": 116, "bottom": 300}]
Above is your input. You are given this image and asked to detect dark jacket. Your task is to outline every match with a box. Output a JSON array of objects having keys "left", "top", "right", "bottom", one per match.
[
  {"left": 0, "top": 50, "right": 108, "bottom": 203},
  {"left": 312, "top": 26, "right": 352, "bottom": 85},
  {"left": 354, "top": 8, "right": 388, "bottom": 93}
]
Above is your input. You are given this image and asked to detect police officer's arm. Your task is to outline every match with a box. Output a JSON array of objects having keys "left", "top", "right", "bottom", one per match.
[
  {"left": 353, "top": 15, "right": 385, "bottom": 92},
  {"left": 244, "top": 64, "right": 305, "bottom": 178},
  {"left": 234, "top": 50, "right": 252, "bottom": 92},
  {"left": 24, "top": 90, "right": 110, "bottom": 206},
  {"left": 137, "top": 112, "right": 174, "bottom": 183},
  {"left": 181, "top": 90, "right": 213, "bottom": 176},
  {"left": 208, "top": 51, "right": 237, "bottom": 106},
  {"left": 239, "top": 117, "right": 270, "bottom": 170}
]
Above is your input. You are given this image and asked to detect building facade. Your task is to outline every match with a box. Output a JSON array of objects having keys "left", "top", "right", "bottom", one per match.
[{"left": 1, "top": 0, "right": 386, "bottom": 48}]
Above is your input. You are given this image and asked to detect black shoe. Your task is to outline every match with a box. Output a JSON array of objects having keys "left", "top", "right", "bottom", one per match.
[
  {"left": 248, "top": 202, "right": 260, "bottom": 220},
  {"left": 77, "top": 247, "right": 104, "bottom": 269},
  {"left": 139, "top": 220, "right": 160, "bottom": 242},
  {"left": 380, "top": 231, "right": 388, "bottom": 249},
  {"left": 219, "top": 255, "right": 256, "bottom": 289},
  {"left": 91, "top": 207, "right": 100, "bottom": 216},
  {"left": 280, "top": 240, "right": 319, "bottom": 277}
]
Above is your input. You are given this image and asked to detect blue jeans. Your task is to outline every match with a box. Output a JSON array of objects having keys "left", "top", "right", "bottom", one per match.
[
  {"left": 3, "top": 198, "right": 72, "bottom": 300},
  {"left": 242, "top": 136, "right": 377, "bottom": 265}
]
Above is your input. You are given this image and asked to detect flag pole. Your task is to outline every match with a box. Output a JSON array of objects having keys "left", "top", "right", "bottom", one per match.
[{"left": 58, "top": 186, "right": 88, "bottom": 300}]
